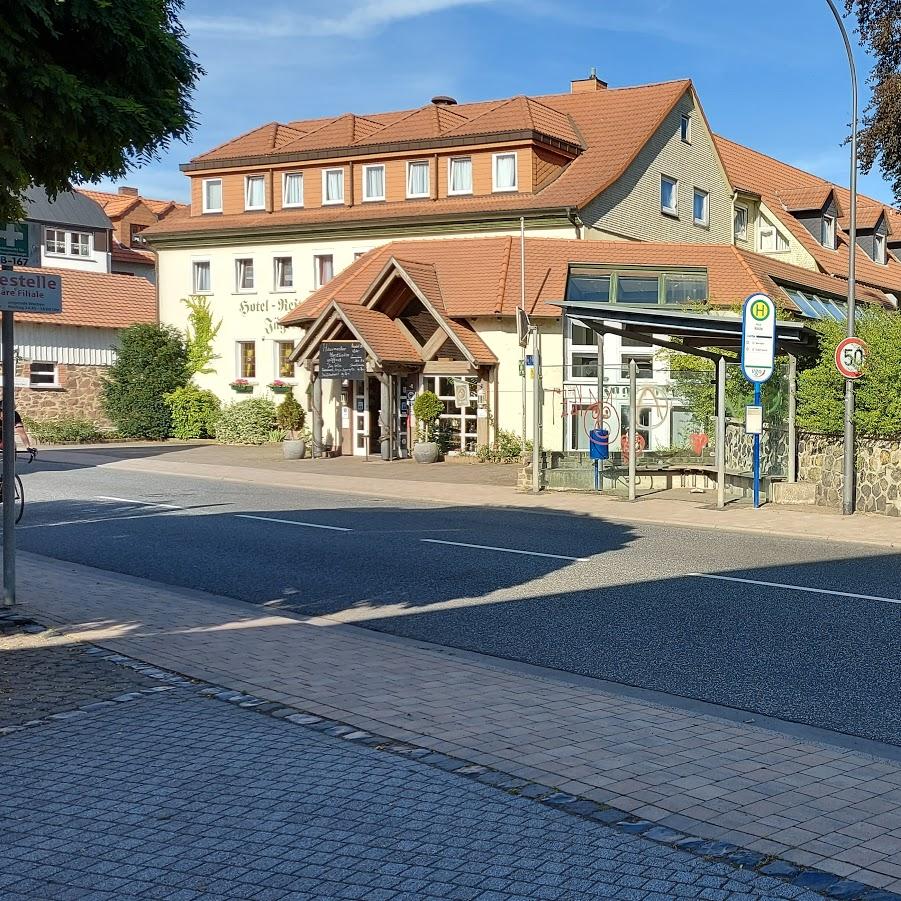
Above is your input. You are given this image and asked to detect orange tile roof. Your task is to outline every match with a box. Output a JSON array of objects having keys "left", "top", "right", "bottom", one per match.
[
  {"left": 775, "top": 185, "right": 838, "bottom": 213},
  {"left": 335, "top": 303, "right": 422, "bottom": 364},
  {"left": 714, "top": 135, "right": 901, "bottom": 295},
  {"left": 111, "top": 237, "right": 155, "bottom": 266},
  {"left": 149, "top": 80, "right": 692, "bottom": 240},
  {"left": 78, "top": 189, "right": 187, "bottom": 220},
  {"left": 282, "top": 236, "right": 887, "bottom": 330},
  {"left": 12, "top": 266, "right": 156, "bottom": 328}
]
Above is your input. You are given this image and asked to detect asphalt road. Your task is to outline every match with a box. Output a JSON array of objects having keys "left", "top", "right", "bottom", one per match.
[{"left": 14, "top": 456, "right": 901, "bottom": 746}]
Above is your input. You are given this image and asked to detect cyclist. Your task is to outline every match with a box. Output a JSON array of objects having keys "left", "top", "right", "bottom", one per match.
[{"left": 0, "top": 399, "right": 37, "bottom": 455}]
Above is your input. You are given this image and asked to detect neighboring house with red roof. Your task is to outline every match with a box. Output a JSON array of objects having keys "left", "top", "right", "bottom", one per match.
[{"left": 143, "top": 72, "right": 901, "bottom": 456}]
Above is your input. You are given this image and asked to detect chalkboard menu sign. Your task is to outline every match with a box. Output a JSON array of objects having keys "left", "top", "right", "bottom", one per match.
[{"left": 319, "top": 341, "right": 366, "bottom": 380}]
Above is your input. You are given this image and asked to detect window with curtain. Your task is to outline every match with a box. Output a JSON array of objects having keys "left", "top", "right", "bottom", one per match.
[
  {"left": 70, "top": 232, "right": 90, "bottom": 256},
  {"left": 323, "top": 168, "right": 344, "bottom": 204},
  {"left": 407, "top": 161, "right": 430, "bottom": 198},
  {"left": 277, "top": 341, "right": 295, "bottom": 378},
  {"left": 449, "top": 157, "right": 472, "bottom": 194},
  {"left": 315, "top": 254, "right": 334, "bottom": 287},
  {"left": 363, "top": 165, "right": 385, "bottom": 201},
  {"left": 274, "top": 257, "right": 293, "bottom": 290},
  {"left": 235, "top": 258, "right": 255, "bottom": 291},
  {"left": 661, "top": 175, "right": 678, "bottom": 215},
  {"left": 45, "top": 228, "right": 66, "bottom": 254},
  {"left": 192, "top": 260, "right": 211, "bottom": 294},
  {"left": 245, "top": 176, "right": 265, "bottom": 210},
  {"left": 203, "top": 179, "right": 222, "bottom": 213},
  {"left": 734, "top": 206, "right": 748, "bottom": 240},
  {"left": 238, "top": 342, "right": 256, "bottom": 379},
  {"left": 493, "top": 153, "right": 517, "bottom": 191},
  {"left": 283, "top": 173, "right": 303, "bottom": 207}
]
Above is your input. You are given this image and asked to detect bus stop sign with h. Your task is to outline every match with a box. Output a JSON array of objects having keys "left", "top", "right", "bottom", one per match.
[
  {"left": 740, "top": 293, "right": 776, "bottom": 509},
  {"left": 0, "top": 221, "right": 62, "bottom": 606}
]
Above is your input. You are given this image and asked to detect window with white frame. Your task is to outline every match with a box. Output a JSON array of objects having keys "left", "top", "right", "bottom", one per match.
[
  {"left": 661, "top": 175, "right": 678, "bottom": 216},
  {"left": 322, "top": 168, "right": 344, "bottom": 205},
  {"left": 759, "top": 214, "right": 789, "bottom": 252},
  {"left": 566, "top": 318, "right": 600, "bottom": 381},
  {"left": 680, "top": 114, "right": 692, "bottom": 144},
  {"left": 314, "top": 254, "right": 334, "bottom": 288},
  {"left": 406, "top": 160, "right": 430, "bottom": 198},
  {"left": 276, "top": 341, "right": 296, "bottom": 379},
  {"left": 822, "top": 214, "right": 836, "bottom": 249},
  {"left": 423, "top": 376, "right": 478, "bottom": 453},
  {"left": 245, "top": 175, "right": 265, "bottom": 211},
  {"left": 693, "top": 188, "right": 709, "bottom": 226},
  {"left": 492, "top": 153, "right": 517, "bottom": 192},
  {"left": 192, "top": 260, "right": 211, "bottom": 294},
  {"left": 202, "top": 178, "right": 223, "bottom": 213},
  {"left": 282, "top": 172, "right": 303, "bottom": 208},
  {"left": 448, "top": 157, "right": 473, "bottom": 195},
  {"left": 734, "top": 205, "right": 748, "bottom": 240},
  {"left": 237, "top": 341, "right": 256, "bottom": 379},
  {"left": 45, "top": 228, "right": 91, "bottom": 257},
  {"left": 29, "top": 361, "right": 57, "bottom": 387},
  {"left": 235, "top": 258, "right": 255, "bottom": 292},
  {"left": 362, "top": 164, "right": 386, "bottom": 202},
  {"left": 875, "top": 232, "right": 887, "bottom": 264},
  {"left": 274, "top": 256, "right": 293, "bottom": 290}
]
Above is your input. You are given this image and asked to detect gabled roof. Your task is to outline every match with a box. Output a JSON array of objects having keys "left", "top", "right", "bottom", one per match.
[
  {"left": 776, "top": 185, "right": 840, "bottom": 214},
  {"left": 12, "top": 266, "right": 157, "bottom": 328},
  {"left": 281, "top": 236, "right": 892, "bottom": 331},
  {"left": 78, "top": 188, "right": 188, "bottom": 221},
  {"left": 714, "top": 135, "right": 901, "bottom": 294}
]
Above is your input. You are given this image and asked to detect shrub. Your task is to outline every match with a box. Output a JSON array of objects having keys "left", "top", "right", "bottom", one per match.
[
  {"left": 102, "top": 324, "right": 189, "bottom": 439},
  {"left": 413, "top": 390, "right": 444, "bottom": 441},
  {"left": 164, "top": 384, "right": 220, "bottom": 439},
  {"left": 476, "top": 430, "right": 533, "bottom": 463},
  {"left": 215, "top": 398, "right": 277, "bottom": 445},
  {"left": 24, "top": 417, "right": 105, "bottom": 445},
  {"left": 275, "top": 392, "right": 305, "bottom": 436}
]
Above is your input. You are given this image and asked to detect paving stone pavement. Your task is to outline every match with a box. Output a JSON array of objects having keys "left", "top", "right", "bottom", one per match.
[
  {"left": 17, "top": 552, "right": 901, "bottom": 899},
  {"left": 1, "top": 673, "right": 830, "bottom": 901}
]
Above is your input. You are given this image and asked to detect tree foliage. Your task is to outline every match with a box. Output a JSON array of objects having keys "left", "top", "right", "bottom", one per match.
[
  {"left": 275, "top": 392, "right": 306, "bottom": 437},
  {"left": 846, "top": 1, "right": 901, "bottom": 205},
  {"left": 797, "top": 306, "right": 901, "bottom": 435},
  {"left": 182, "top": 296, "right": 222, "bottom": 376},
  {"left": 164, "top": 384, "right": 220, "bottom": 439},
  {"left": 0, "top": 1, "right": 201, "bottom": 221},
  {"left": 102, "top": 324, "right": 189, "bottom": 440}
]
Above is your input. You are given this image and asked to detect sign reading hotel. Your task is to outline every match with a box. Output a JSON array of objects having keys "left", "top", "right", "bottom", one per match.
[
  {"left": 320, "top": 341, "right": 366, "bottom": 380},
  {"left": 740, "top": 293, "right": 775, "bottom": 384},
  {"left": 0, "top": 271, "right": 62, "bottom": 314}
]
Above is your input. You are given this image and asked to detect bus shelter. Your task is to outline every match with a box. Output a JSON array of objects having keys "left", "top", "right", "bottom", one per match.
[{"left": 554, "top": 302, "right": 819, "bottom": 508}]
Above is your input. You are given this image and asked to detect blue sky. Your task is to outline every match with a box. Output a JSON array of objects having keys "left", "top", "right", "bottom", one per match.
[{"left": 98, "top": 0, "right": 895, "bottom": 207}]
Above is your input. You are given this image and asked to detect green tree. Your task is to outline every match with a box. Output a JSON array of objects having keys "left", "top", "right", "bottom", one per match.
[
  {"left": 0, "top": 1, "right": 201, "bottom": 221},
  {"left": 276, "top": 392, "right": 306, "bottom": 437},
  {"left": 102, "top": 324, "right": 189, "bottom": 439},
  {"left": 798, "top": 307, "right": 901, "bottom": 435},
  {"left": 182, "top": 296, "right": 222, "bottom": 376},
  {"left": 164, "top": 384, "right": 220, "bottom": 439},
  {"left": 845, "top": 1, "right": 901, "bottom": 204}
]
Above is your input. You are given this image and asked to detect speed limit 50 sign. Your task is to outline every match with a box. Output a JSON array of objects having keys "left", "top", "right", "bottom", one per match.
[{"left": 835, "top": 336, "right": 867, "bottom": 379}]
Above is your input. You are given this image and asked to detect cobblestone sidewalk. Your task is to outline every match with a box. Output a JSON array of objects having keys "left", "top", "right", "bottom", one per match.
[
  {"left": 0, "top": 637, "right": 827, "bottom": 900},
  {"left": 17, "top": 551, "right": 901, "bottom": 899}
]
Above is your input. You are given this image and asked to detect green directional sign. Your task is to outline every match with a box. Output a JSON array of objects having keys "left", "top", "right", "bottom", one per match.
[{"left": 0, "top": 221, "right": 39, "bottom": 267}]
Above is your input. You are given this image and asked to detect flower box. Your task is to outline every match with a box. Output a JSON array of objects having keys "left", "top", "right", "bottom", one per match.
[
  {"left": 269, "top": 382, "right": 293, "bottom": 394},
  {"left": 229, "top": 380, "right": 254, "bottom": 393}
]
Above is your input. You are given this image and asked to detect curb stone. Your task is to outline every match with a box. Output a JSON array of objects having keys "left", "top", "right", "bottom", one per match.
[{"left": 40, "top": 644, "right": 897, "bottom": 901}]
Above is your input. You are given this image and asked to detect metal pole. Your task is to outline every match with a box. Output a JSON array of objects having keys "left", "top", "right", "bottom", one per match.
[
  {"left": 826, "top": 0, "right": 858, "bottom": 515},
  {"left": 2, "top": 310, "right": 16, "bottom": 607},
  {"left": 716, "top": 356, "right": 726, "bottom": 510},
  {"left": 596, "top": 330, "right": 604, "bottom": 490},
  {"left": 628, "top": 357, "right": 637, "bottom": 501},
  {"left": 520, "top": 217, "right": 527, "bottom": 452},
  {"left": 753, "top": 382, "right": 762, "bottom": 509},
  {"left": 531, "top": 327, "right": 542, "bottom": 494},
  {"left": 787, "top": 353, "right": 797, "bottom": 483}
]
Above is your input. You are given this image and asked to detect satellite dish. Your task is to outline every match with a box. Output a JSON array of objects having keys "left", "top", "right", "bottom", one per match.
[{"left": 516, "top": 307, "right": 531, "bottom": 348}]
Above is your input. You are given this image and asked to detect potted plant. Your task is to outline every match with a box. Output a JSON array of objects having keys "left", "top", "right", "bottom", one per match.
[
  {"left": 412, "top": 390, "right": 443, "bottom": 464},
  {"left": 268, "top": 379, "right": 293, "bottom": 394},
  {"left": 229, "top": 378, "right": 254, "bottom": 394},
  {"left": 276, "top": 391, "right": 307, "bottom": 459}
]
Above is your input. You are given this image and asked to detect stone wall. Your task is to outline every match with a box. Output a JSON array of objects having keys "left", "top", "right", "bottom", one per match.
[
  {"left": 14, "top": 362, "right": 111, "bottom": 428},
  {"left": 798, "top": 433, "right": 901, "bottom": 516},
  {"left": 723, "top": 423, "right": 788, "bottom": 477}
]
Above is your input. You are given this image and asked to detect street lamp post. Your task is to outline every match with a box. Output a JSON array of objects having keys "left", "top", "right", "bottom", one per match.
[{"left": 825, "top": 0, "right": 859, "bottom": 515}]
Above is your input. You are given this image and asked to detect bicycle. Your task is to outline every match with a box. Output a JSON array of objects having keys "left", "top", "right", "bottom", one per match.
[{"left": 0, "top": 448, "right": 37, "bottom": 525}]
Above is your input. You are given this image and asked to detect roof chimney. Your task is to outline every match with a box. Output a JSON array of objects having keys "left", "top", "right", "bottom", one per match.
[
  {"left": 571, "top": 69, "right": 607, "bottom": 93},
  {"left": 431, "top": 95, "right": 457, "bottom": 106},
  {"left": 117, "top": 186, "right": 139, "bottom": 196}
]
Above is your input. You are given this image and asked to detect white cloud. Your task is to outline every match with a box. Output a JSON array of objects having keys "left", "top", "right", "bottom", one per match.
[{"left": 186, "top": 0, "right": 500, "bottom": 40}]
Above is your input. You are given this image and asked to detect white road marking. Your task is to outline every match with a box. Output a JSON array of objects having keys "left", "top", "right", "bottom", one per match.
[
  {"left": 235, "top": 514, "right": 352, "bottom": 532},
  {"left": 421, "top": 538, "right": 590, "bottom": 562},
  {"left": 691, "top": 572, "right": 901, "bottom": 605},
  {"left": 96, "top": 495, "right": 183, "bottom": 510},
  {"left": 19, "top": 512, "right": 178, "bottom": 529}
]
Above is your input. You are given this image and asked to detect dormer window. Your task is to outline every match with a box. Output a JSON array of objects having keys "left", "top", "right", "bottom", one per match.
[
  {"left": 875, "top": 232, "right": 887, "bottom": 265},
  {"left": 822, "top": 214, "right": 836, "bottom": 249},
  {"left": 323, "top": 168, "right": 344, "bottom": 205},
  {"left": 244, "top": 175, "right": 265, "bottom": 211},
  {"left": 448, "top": 157, "right": 473, "bottom": 195},
  {"left": 362, "top": 164, "right": 386, "bottom": 202},
  {"left": 492, "top": 153, "right": 518, "bottom": 192}
]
